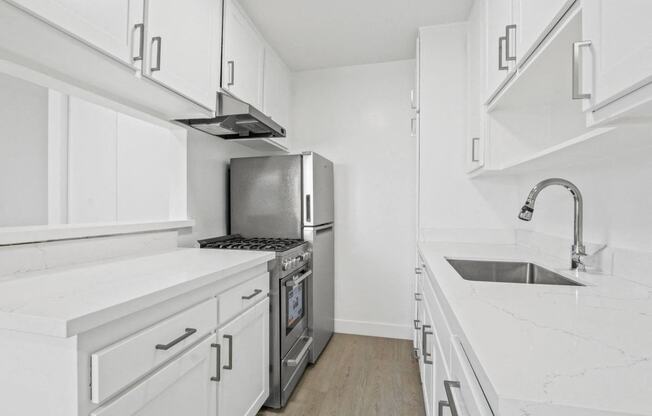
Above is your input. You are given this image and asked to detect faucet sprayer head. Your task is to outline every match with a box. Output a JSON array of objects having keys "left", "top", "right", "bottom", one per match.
[{"left": 518, "top": 204, "right": 534, "bottom": 221}]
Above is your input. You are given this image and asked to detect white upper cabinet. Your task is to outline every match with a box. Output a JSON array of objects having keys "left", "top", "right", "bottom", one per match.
[
  {"left": 222, "top": 0, "right": 265, "bottom": 109},
  {"left": 515, "top": 0, "right": 574, "bottom": 66},
  {"left": 466, "top": 0, "right": 486, "bottom": 173},
  {"left": 485, "top": 0, "right": 516, "bottom": 101},
  {"left": 144, "top": 0, "right": 222, "bottom": 111},
  {"left": 263, "top": 46, "right": 291, "bottom": 147},
  {"left": 7, "top": 0, "right": 144, "bottom": 69},
  {"left": 581, "top": 0, "right": 652, "bottom": 111}
]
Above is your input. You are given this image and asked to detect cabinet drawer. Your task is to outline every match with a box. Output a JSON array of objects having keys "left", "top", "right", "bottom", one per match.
[
  {"left": 91, "top": 298, "right": 218, "bottom": 404},
  {"left": 218, "top": 272, "right": 269, "bottom": 324},
  {"left": 446, "top": 338, "right": 493, "bottom": 416}
]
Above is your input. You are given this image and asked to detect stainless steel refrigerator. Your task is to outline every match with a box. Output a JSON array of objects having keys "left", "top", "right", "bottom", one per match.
[{"left": 230, "top": 152, "right": 334, "bottom": 363}]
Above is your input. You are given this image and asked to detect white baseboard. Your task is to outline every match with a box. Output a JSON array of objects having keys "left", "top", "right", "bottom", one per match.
[{"left": 334, "top": 319, "right": 411, "bottom": 340}]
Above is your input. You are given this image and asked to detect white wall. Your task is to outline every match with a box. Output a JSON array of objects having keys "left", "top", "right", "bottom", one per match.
[
  {"left": 177, "top": 129, "right": 263, "bottom": 247},
  {"left": 0, "top": 73, "right": 48, "bottom": 227},
  {"left": 291, "top": 60, "right": 417, "bottom": 339},
  {"left": 418, "top": 23, "right": 518, "bottom": 243}
]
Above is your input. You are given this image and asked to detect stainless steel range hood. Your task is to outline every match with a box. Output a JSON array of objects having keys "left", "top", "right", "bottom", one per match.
[{"left": 177, "top": 90, "right": 286, "bottom": 139}]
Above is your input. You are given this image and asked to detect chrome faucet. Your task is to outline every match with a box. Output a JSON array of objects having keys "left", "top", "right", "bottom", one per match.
[{"left": 518, "top": 178, "right": 586, "bottom": 271}]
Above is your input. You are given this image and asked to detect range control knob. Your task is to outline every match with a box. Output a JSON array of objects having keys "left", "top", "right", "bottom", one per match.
[{"left": 282, "top": 260, "right": 290, "bottom": 271}]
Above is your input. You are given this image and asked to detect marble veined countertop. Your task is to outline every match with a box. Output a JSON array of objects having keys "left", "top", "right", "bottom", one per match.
[
  {"left": 418, "top": 242, "right": 652, "bottom": 416},
  {"left": 0, "top": 248, "right": 273, "bottom": 338}
]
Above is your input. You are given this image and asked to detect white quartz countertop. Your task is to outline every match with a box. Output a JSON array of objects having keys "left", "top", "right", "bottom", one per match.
[
  {"left": 418, "top": 242, "right": 652, "bottom": 416},
  {"left": 0, "top": 248, "right": 273, "bottom": 338}
]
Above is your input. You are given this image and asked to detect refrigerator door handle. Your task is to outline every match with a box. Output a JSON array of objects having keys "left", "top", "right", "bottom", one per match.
[
  {"left": 305, "top": 194, "right": 312, "bottom": 223},
  {"left": 311, "top": 224, "right": 334, "bottom": 232}
]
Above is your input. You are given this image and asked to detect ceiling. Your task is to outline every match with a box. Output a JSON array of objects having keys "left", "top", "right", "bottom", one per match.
[{"left": 238, "top": 0, "right": 474, "bottom": 71}]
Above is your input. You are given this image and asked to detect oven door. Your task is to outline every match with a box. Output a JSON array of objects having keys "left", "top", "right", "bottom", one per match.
[{"left": 280, "top": 268, "right": 311, "bottom": 357}]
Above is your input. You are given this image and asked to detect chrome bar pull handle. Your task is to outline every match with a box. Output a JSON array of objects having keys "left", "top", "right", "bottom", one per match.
[
  {"left": 505, "top": 24, "right": 517, "bottom": 62},
  {"left": 155, "top": 328, "right": 197, "bottom": 350},
  {"left": 223, "top": 334, "right": 233, "bottom": 370},
  {"left": 573, "top": 41, "right": 592, "bottom": 100},
  {"left": 414, "top": 319, "right": 421, "bottom": 330},
  {"left": 471, "top": 137, "right": 480, "bottom": 162},
  {"left": 443, "top": 380, "right": 462, "bottom": 416},
  {"left": 285, "top": 337, "right": 313, "bottom": 367},
  {"left": 227, "top": 60, "right": 235, "bottom": 87},
  {"left": 241, "top": 289, "right": 262, "bottom": 300},
  {"left": 210, "top": 343, "right": 221, "bottom": 382},
  {"left": 133, "top": 23, "right": 144, "bottom": 62},
  {"left": 422, "top": 325, "right": 433, "bottom": 365},
  {"left": 151, "top": 36, "right": 162, "bottom": 72},
  {"left": 286, "top": 270, "right": 312, "bottom": 287},
  {"left": 498, "top": 36, "right": 508, "bottom": 71}
]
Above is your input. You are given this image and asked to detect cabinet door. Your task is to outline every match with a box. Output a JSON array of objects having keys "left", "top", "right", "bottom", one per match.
[
  {"left": 144, "top": 0, "right": 221, "bottom": 111},
  {"left": 466, "top": 0, "right": 486, "bottom": 173},
  {"left": 485, "top": 0, "right": 515, "bottom": 101},
  {"left": 91, "top": 335, "right": 218, "bottom": 416},
  {"left": 582, "top": 0, "right": 652, "bottom": 109},
  {"left": 263, "top": 47, "right": 291, "bottom": 148},
  {"left": 222, "top": 0, "right": 265, "bottom": 109},
  {"left": 7, "top": 0, "right": 144, "bottom": 68},
  {"left": 217, "top": 298, "right": 270, "bottom": 416},
  {"left": 516, "top": 0, "right": 573, "bottom": 64},
  {"left": 421, "top": 295, "right": 435, "bottom": 416}
]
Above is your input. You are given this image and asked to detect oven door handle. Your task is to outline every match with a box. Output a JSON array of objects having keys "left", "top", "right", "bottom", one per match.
[
  {"left": 285, "top": 336, "right": 313, "bottom": 367},
  {"left": 285, "top": 270, "right": 312, "bottom": 287}
]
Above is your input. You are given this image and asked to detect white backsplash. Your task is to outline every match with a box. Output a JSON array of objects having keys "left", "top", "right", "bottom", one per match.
[{"left": 0, "top": 231, "right": 178, "bottom": 280}]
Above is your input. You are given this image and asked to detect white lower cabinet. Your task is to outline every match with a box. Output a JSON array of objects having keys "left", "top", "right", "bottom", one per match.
[
  {"left": 216, "top": 297, "right": 270, "bottom": 416},
  {"left": 418, "top": 262, "right": 493, "bottom": 416},
  {"left": 91, "top": 334, "right": 218, "bottom": 416}
]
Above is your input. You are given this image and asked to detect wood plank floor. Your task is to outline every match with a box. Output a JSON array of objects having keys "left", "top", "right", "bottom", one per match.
[{"left": 258, "top": 334, "right": 425, "bottom": 416}]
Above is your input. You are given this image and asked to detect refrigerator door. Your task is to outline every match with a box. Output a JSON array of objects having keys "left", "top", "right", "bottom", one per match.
[
  {"left": 230, "top": 155, "right": 303, "bottom": 239},
  {"left": 304, "top": 223, "right": 334, "bottom": 363},
  {"left": 302, "top": 152, "right": 334, "bottom": 227}
]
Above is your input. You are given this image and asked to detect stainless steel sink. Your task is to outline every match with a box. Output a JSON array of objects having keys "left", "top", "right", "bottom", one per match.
[{"left": 446, "top": 259, "right": 583, "bottom": 286}]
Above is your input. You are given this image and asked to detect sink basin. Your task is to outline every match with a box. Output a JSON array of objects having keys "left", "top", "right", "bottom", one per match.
[{"left": 446, "top": 259, "right": 583, "bottom": 286}]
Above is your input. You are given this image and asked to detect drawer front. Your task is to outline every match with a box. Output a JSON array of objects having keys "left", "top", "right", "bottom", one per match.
[
  {"left": 91, "top": 298, "right": 218, "bottom": 404},
  {"left": 446, "top": 338, "right": 493, "bottom": 416},
  {"left": 218, "top": 272, "right": 269, "bottom": 324}
]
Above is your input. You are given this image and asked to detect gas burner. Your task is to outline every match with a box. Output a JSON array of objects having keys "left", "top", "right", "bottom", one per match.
[{"left": 198, "top": 235, "right": 305, "bottom": 252}]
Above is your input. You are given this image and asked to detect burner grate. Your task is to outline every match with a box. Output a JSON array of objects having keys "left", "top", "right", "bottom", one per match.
[{"left": 200, "top": 235, "right": 304, "bottom": 252}]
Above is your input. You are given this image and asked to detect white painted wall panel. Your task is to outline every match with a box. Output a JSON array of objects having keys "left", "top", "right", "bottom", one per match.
[
  {"left": 68, "top": 96, "right": 118, "bottom": 223},
  {"left": 0, "top": 73, "right": 48, "bottom": 227}
]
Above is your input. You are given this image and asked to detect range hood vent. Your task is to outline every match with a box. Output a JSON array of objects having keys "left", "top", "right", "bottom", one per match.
[{"left": 177, "top": 90, "right": 286, "bottom": 139}]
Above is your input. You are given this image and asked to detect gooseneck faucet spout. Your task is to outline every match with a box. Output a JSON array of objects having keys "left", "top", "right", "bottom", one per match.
[{"left": 518, "top": 178, "right": 586, "bottom": 271}]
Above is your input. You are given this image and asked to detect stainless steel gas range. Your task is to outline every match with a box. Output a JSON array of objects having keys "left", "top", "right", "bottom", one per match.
[{"left": 198, "top": 235, "right": 313, "bottom": 409}]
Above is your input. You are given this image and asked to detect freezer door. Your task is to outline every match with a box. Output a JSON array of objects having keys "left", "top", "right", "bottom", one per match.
[
  {"left": 304, "top": 224, "right": 334, "bottom": 363},
  {"left": 230, "top": 155, "right": 303, "bottom": 239},
  {"left": 303, "top": 152, "right": 334, "bottom": 227}
]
